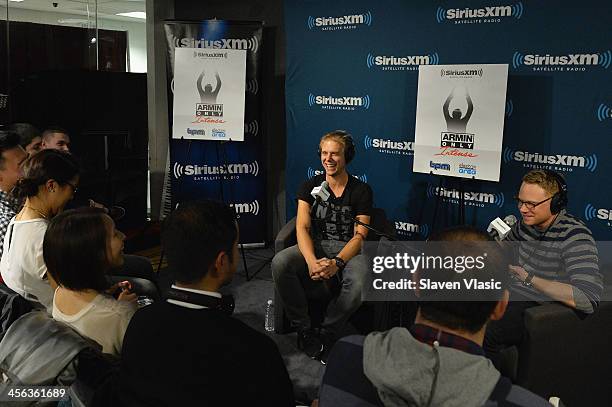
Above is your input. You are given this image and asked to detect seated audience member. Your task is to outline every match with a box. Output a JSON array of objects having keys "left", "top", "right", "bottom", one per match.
[
  {"left": 318, "top": 227, "right": 552, "bottom": 407},
  {"left": 272, "top": 130, "right": 372, "bottom": 359},
  {"left": 41, "top": 126, "right": 70, "bottom": 152},
  {"left": 484, "top": 170, "right": 602, "bottom": 366},
  {"left": 44, "top": 208, "right": 137, "bottom": 356},
  {"left": 9, "top": 123, "right": 42, "bottom": 156},
  {"left": 0, "top": 131, "right": 27, "bottom": 259},
  {"left": 116, "top": 200, "right": 294, "bottom": 407},
  {"left": 0, "top": 149, "right": 79, "bottom": 309},
  {"left": 40, "top": 125, "right": 156, "bottom": 291}
]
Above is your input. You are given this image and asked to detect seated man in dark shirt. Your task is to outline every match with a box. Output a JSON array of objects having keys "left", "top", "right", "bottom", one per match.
[
  {"left": 484, "top": 170, "right": 602, "bottom": 368},
  {"left": 272, "top": 130, "right": 373, "bottom": 360},
  {"left": 116, "top": 200, "right": 294, "bottom": 406}
]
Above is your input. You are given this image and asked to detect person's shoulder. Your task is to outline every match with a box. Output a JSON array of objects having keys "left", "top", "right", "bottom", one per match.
[
  {"left": 347, "top": 174, "right": 372, "bottom": 193},
  {"left": 297, "top": 175, "right": 323, "bottom": 201},
  {"left": 300, "top": 174, "right": 323, "bottom": 190},
  {"left": 556, "top": 211, "right": 595, "bottom": 241}
]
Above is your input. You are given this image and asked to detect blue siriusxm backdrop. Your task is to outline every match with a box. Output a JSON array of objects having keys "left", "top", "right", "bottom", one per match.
[{"left": 285, "top": 0, "right": 612, "bottom": 240}]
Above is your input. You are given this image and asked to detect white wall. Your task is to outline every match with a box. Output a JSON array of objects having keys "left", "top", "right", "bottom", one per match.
[{"left": 0, "top": 6, "right": 146, "bottom": 73}]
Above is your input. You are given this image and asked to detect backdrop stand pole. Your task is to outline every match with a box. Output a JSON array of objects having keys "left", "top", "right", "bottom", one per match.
[{"left": 217, "top": 139, "right": 264, "bottom": 281}]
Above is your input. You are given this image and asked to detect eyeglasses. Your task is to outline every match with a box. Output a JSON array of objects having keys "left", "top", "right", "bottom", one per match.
[
  {"left": 514, "top": 196, "right": 552, "bottom": 211},
  {"left": 66, "top": 181, "right": 78, "bottom": 194}
]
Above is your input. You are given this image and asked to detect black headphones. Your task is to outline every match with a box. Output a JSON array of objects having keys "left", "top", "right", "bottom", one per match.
[
  {"left": 165, "top": 288, "right": 235, "bottom": 315},
  {"left": 544, "top": 170, "right": 568, "bottom": 214},
  {"left": 317, "top": 130, "right": 356, "bottom": 164}
]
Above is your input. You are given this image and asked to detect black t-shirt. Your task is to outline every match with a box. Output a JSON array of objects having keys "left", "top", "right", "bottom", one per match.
[{"left": 297, "top": 174, "right": 373, "bottom": 242}]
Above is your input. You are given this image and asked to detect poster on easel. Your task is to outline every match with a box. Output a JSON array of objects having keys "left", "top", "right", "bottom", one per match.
[
  {"left": 172, "top": 47, "right": 246, "bottom": 141},
  {"left": 413, "top": 64, "right": 508, "bottom": 182}
]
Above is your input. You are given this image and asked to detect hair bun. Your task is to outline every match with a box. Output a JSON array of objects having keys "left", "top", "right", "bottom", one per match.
[{"left": 12, "top": 178, "right": 38, "bottom": 199}]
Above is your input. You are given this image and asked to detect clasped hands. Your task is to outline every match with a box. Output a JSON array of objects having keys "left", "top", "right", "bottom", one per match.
[{"left": 309, "top": 258, "right": 339, "bottom": 281}]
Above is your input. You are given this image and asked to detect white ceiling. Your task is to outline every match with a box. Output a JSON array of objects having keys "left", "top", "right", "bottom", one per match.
[{"left": 6, "top": 0, "right": 145, "bottom": 23}]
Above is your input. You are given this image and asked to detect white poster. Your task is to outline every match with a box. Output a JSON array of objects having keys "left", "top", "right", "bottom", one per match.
[
  {"left": 413, "top": 64, "right": 508, "bottom": 182},
  {"left": 172, "top": 48, "right": 246, "bottom": 141}
]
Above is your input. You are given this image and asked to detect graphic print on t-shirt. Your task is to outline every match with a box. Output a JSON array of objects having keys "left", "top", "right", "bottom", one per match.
[{"left": 313, "top": 201, "right": 353, "bottom": 242}]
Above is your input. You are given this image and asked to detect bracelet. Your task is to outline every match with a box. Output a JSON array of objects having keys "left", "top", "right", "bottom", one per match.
[
  {"left": 333, "top": 256, "right": 346, "bottom": 271},
  {"left": 522, "top": 273, "right": 534, "bottom": 287}
]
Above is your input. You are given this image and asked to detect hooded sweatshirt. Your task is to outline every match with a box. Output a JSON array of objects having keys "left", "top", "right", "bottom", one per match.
[
  {"left": 364, "top": 327, "right": 499, "bottom": 406},
  {"left": 318, "top": 327, "right": 552, "bottom": 407}
]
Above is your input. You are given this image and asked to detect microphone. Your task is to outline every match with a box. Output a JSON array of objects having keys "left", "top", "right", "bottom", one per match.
[
  {"left": 487, "top": 215, "right": 517, "bottom": 241},
  {"left": 310, "top": 180, "right": 330, "bottom": 204}
]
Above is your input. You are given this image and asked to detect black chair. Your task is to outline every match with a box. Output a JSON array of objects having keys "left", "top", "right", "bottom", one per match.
[
  {"left": 273, "top": 208, "right": 395, "bottom": 334},
  {"left": 500, "top": 294, "right": 612, "bottom": 405}
]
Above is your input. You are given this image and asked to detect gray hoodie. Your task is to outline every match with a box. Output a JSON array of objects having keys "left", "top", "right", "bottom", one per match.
[{"left": 363, "top": 327, "right": 500, "bottom": 407}]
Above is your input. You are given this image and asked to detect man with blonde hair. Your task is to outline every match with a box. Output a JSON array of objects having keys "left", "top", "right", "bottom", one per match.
[
  {"left": 272, "top": 130, "right": 373, "bottom": 361},
  {"left": 484, "top": 169, "right": 602, "bottom": 366}
]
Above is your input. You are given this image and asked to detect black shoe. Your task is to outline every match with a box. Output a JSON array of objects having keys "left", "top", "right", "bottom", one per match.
[
  {"left": 317, "top": 329, "right": 336, "bottom": 365},
  {"left": 297, "top": 328, "right": 324, "bottom": 359}
]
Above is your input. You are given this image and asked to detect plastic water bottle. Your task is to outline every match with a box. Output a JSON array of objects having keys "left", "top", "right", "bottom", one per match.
[{"left": 264, "top": 299, "right": 275, "bottom": 332}]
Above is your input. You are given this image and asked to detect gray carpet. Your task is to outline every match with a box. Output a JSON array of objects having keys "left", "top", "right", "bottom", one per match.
[{"left": 228, "top": 247, "right": 325, "bottom": 403}]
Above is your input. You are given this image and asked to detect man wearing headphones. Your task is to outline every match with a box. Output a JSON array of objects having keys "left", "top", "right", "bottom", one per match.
[
  {"left": 272, "top": 130, "right": 373, "bottom": 361},
  {"left": 484, "top": 169, "right": 603, "bottom": 366}
]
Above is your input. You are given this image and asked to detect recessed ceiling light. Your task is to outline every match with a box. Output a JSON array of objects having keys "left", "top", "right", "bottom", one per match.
[
  {"left": 9, "top": 0, "right": 25, "bottom": 3},
  {"left": 116, "top": 12, "right": 146, "bottom": 19}
]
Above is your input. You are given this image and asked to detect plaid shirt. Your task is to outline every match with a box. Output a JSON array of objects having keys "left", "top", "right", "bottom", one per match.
[
  {"left": 410, "top": 323, "right": 484, "bottom": 356},
  {"left": 0, "top": 190, "right": 22, "bottom": 258}
]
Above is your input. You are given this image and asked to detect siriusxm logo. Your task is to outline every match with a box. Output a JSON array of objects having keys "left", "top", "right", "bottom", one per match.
[
  {"left": 512, "top": 50, "right": 611, "bottom": 71},
  {"left": 427, "top": 185, "right": 504, "bottom": 208},
  {"left": 246, "top": 79, "right": 259, "bottom": 95},
  {"left": 503, "top": 148, "right": 598, "bottom": 172},
  {"left": 307, "top": 11, "right": 373, "bottom": 31},
  {"left": 230, "top": 200, "right": 260, "bottom": 216},
  {"left": 366, "top": 52, "right": 439, "bottom": 71},
  {"left": 436, "top": 2, "right": 523, "bottom": 23},
  {"left": 596, "top": 103, "right": 611, "bottom": 122},
  {"left": 173, "top": 161, "right": 260, "bottom": 179},
  {"left": 364, "top": 135, "right": 414, "bottom": 156},
  {"left": 584, "top": 204, "right": 612, "bottom": 227},
  {"left": 307, "top": 167, "right": 367, "bottom": 183},
  {"left": 172, "top": 36, "right": 259, "bottom": 53},
  {"left": 505, "top": 100, "right": 514, "bottom": 117},
  {"left": 430, "top": 161, "right": 451, "bottom": 171},
  {"left": 245, "top": 120, "right": 259, "bottom": 136},
  {"left": 395, "top": 221, "right": 430, "bottom": 238},
  {"left": 440, "top": 68, "right": 483, "bottom": 78},
  {"left": 308, "top": 93, "right": 371, "bottom": 111}
]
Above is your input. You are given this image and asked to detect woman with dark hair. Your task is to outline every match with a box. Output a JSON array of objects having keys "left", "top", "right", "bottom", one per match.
[
  {"left": 45, "top": 208, "right": 137, "bottom": 356},
  {"left": 0, "top": 149, "right": 79, "bottom": 309}
]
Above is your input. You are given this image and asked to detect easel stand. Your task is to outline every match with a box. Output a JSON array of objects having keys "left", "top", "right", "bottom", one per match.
[{"left": 157, "top": 138, "right": 193, "bottom": 275}]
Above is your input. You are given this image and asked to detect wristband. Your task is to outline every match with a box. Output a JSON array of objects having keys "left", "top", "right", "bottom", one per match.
[{"left": 333, "top": 256, "right": 346, "bottom": 271}]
